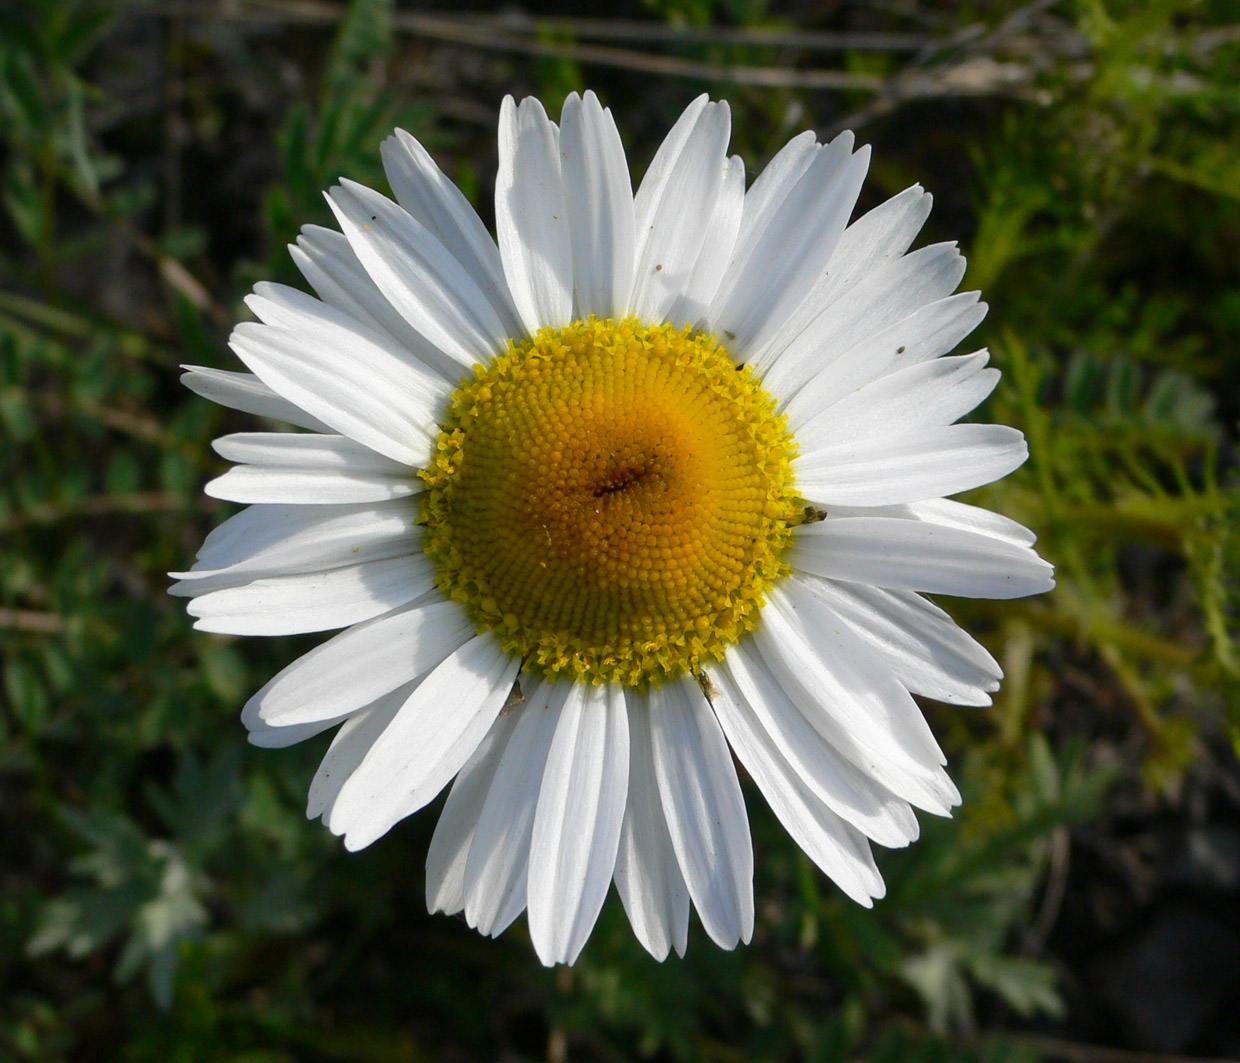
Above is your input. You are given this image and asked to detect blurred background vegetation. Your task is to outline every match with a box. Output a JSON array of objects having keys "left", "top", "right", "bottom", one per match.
[{"left": 2, "top": 0, "right": 1239, "bottom": 1060}]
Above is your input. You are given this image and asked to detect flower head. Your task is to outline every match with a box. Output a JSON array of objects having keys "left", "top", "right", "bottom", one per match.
[{"left": 174, "top": 92, "right": 1054, "bottom": 965}]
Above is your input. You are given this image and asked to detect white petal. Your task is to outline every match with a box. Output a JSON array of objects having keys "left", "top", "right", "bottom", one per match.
[
  {"left": 613, "top": 688, "right": 691, "bottom": 961},
  {"left": 794, "top": 351, "right": 998, "bottom": 452},
  {"left": 307, "top": 684, "right": 412, "bottom": 821},
  {"left": 755, "top": 184, "right": 933, "bottom": 369},
  {"left": 180, "top": 366, "right": 331, "bottom": 432},
  {"left": 782, "top": 292, "right": 987, "bottom": 430},
  {"left": 560, "top": 91, "right": 636, "bottom": 320},
  {"left": 203, "top": 431, "right": 419, "bottom": 505},
  {"left": 527, "top": 681, "right": 629, "bottom": 966},
  {"left": 733, "top": 130, "right": 818, "bottom": 252},
  {"left": 291, "top": 225, "right": 463, "bottom": 382},
  {"left": 204, "top": 466, "right": 418, "bottom": 506},
  {"left": 327, "top": 178, "right": 511, "bottom": 366},
  {"left": 186, "top": 555, "right": 435, "bottom": 635},
  {"left": 247, "top": 716, "right": 345, "bottom": 749},
  {"left": 203, "top": 429, "right": 416, "bottom": 503},
  {"left": 381, "top": 128, "right": 521, "bottom": 337},
  {"left": 464, "top": 679, "right": 560, "bottom": 937},
  {"left": 246, "top": 281, "right": 451, "bottom": 387},
  {"left": 495, "top": 96, "right": 573, "bottom": 333},
  {"left": 172, "top": 501, "right": 417, "bottom": 593},
  {"left": 704, "top": 664, "right": 887, "bottom": 903},
  {"left": 792, "top": 516, "right": 1055, "bottom": 599},
  {"left": 708, "top": 134, "right": 870, "bottom": 356},
  {"left": 241, "top": 598, "right": 473, "bottom": 730},
  {"left": 815, "top": 184, "right": 934, "bottom": 301},
  {"left": 757, "top": 242, "right": 967, "bottom": 397},
  {"left": 228, "top": 320, "right": 440, "bottom": 467},
  {"left": 794, "top": 424, "right": 1029, "bottom": 507},
  {"left": 904, "top": 497, "right": 1038, "bottom": 547},
  {"left": 792, "top": 575, "right": 1002, "bottom": 706},
  {"left": 755, "top": 585, "right": 959, "bottom": 814},
  {"left": 211, "top": 431, "right": 410, "bottom": 471},
  {"left": 425, "top": 703, "right": 523, "bottom": 916},
  {"left": 243, "top": 282, "right": 456, "bottom": 436},
  {"left": 664, "top": 154, "right": 745, "bottom": 330},
  {"left": 648, "top": 674, "right": 753, "bottom": 949},
  {"left": 630, "top": 98, "right": 732, "bottom": 325},
  {"left": 328, "top": 633, "right": 520, "bottom": 850},
  {"left": 709, "top": 648, "right": 920, "bottom": 847}
]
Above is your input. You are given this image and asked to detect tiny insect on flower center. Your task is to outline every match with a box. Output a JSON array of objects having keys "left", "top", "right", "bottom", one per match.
[{"left": 419, "top": 317, "right": 800, "bottom": 688}]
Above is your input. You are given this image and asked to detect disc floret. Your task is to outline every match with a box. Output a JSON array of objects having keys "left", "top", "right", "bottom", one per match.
[{"left": 420, "top": 317, "right": 799, "bottom": 687}]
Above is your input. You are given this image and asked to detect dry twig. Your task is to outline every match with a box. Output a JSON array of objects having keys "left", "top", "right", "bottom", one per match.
[{"left": 0, "top": 609, "right": 66, "bottom": 634}]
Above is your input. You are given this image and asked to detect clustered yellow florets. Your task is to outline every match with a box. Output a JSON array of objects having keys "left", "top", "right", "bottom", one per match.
[{"left": 419, "top": 317, "right": 800, "bottom": 688}]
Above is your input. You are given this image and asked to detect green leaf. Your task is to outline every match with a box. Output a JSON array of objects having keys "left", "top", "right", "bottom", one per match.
[
  {"left": 963, "top": 951, "right": 1065, "bottom": 1020},
  {"left": 328, "top": 0, "right": 394, "bottom": 90}
]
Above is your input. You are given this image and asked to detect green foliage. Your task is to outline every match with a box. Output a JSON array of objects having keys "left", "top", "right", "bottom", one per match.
[
  {"left": 28, "top": 808, "right": 209, "bottom": 1009},
  {"left": 0, "top": 1, "right": 116, "bottom": 254},
  {"left": 2, "top": 0, "right": 1237, "bottom": 1060},
  {"left": 259, "top": 0, "right": 433, "bottom": 275}
]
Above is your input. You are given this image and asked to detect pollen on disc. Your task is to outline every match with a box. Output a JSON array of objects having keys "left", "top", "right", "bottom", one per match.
[{"left": 420, "top": 317, "right": 799, "bottom": 688}]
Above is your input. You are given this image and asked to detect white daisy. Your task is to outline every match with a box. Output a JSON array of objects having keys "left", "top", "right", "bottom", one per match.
[{"left": 173, "top": 92, "right": 1054, "bottom": 966}]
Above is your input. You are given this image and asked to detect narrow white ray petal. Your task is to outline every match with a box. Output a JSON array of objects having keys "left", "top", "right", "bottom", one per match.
[
  {"left": 171, "top": 513, "right": 414, "bottom": 596},
  {"left": 796, "top": 498, "right": 1040, "bottom": 559},
  {"left": 755, "top": 586, "right": 960, "bottom": 814},
  {"left": 792, "top": 575, "right": 1002, "bottom": 706},
  {"left": 307, "top": 684, "right": 413, "bottom": 822},
  {"left": 211, "top": 431, "right": 411, "bottom": 472},
  {"left": 247, "top": 716, "right": 345, "bottom": 749},
  {"left": 814, "top": 185, "right": 933, "bottom": 301},
  {"left": 207, "top": 430, "right": 418, "bottom": 504},
  {"left": 755, "top": 185, "right": 932, "bottom": 368},
  {"left": 246, "top": 281, "right": 454, "bottom": 388},
  {"left": 204, "top": 467, "right": 418, "bottom": 506},
  {"left": 175, "top": 501, "right": 417, "bottom": 588},
  {"left": 766, "top": 584, "right": 944, "bottom": 763},
  {"left": 631, "top": 95, "right": 707, "bottom": 222},
  {"left": 704, "top": 665, "right": 887, "bottom": 903},
  {"left": 708, "top": 135, "right": 870, "bottom": 355},
  {"left": 560, "top": 91, "right": 636, "bottom": 320},
  {"left": 381, "top": 128, "right": 521, "bottom": 336},
  {"left": 291, "top": 225, "right": 464, "bottom": 382},
  {"left": 228, "top": 321, "right": 439, "bottom": 467},
  {"left": 648, "top": 674, "right": 753, "bottom": 949},
  {"left": 496, "top": 96, "right": 574, "bottom": 333},
  {"left": 709, "top": 649, "right": 920, "bottom": 847},
  {"left": 328, "top": 179, "right": 511, "bottom": 365},
  {"left": 630, "top": 98, "right": 731, "bottom": 324},
  {"left": 756, "top": 242, "right": 967, "bottom": 395},
  {"left": 527, "top": 682, "right": 629, "bottom": 966},
  {"left": 782, "top": 292, "right": 987, "bottom": 430},
  {"left": 186, "top": 555, "right": 435, "bottom": 635},
  {"left": 733, "top": 130, "right": 818, "bottom": 252},
  {"left": 613, "top": 688, "right": 692, "bottom": 960},
  {"left": 425, "top": 703, "right": 523, "bottom": 916},
  {"left": 905, "top": 498, "right": 1038, "bottom": 547},
  {"left": 180, "top": 366, "right": 332, "bottom": 432},
  {"left": 465, "top": 679, "right": 560, "bottom": 937},
  {"left": 328, "top": 634, "right": 520, "bottom": 851},
  {"left": 665, "top": 154, "right": 745, "bottom": 330},
  {"left": 792, "top": 516, "right": 1055, "bottom": 599},
  {"left": 794, "top": 351, "right": 999, "bottom": 452},
  {"left": 206, "top": 431, "right": 419, "bottom": 506},
  {"left": 795, "top": 424, "right": 1028, "bottom": 507},
  {"left": 242, "top": 599, "right": 474, "bottom": 730}
]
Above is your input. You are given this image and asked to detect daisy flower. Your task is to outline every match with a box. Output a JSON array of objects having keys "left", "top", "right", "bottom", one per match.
[{"left": 173, "top": 92, "right": 1054, "bottom": 966}]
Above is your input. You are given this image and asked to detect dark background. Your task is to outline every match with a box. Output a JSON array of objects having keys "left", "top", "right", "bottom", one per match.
[{"left": 2, "top": 1, "right": 1239, "bottom": 1060}]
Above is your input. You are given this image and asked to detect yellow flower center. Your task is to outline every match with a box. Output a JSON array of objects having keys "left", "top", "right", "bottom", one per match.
[{"left": 419, "top": 317, "right": 799, "bottom": 687}]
